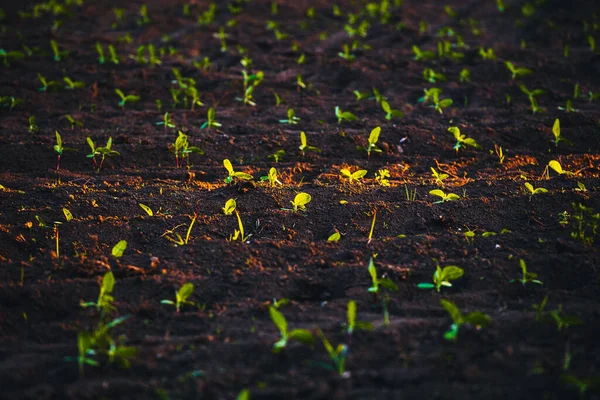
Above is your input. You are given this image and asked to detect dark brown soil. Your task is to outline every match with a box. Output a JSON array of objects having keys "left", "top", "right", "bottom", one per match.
[{"left": 1, "top": 0, "right": 599, "bottom": 399}]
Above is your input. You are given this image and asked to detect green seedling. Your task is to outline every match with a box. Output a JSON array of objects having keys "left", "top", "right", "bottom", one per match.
[
  {"left": 459, "top": 68, "right": 471, "bottom": 83},
  {"left": 161, "top": 283, "right": 194, "bottom": 313},
  {"left": 87, "top": 137, "right": 120, "bottom": 172},
  {"left": 107, "top": 336, "right": 136, "bottom": 369},
  {"left": 431, "top": 167, "right": 448, "bottom": 186},
  {"left": 542, "top": 160, "right": 574, "bottom": 179},
  {"left": 424, "top": 89, "right": 452, "bottom": 114},
  {"left": 156, "top": 112, "right": 176, "bottom": 130},
  {"left": 367, "top": 210, "right": 376, "bottom": 245},
  {"left": 412, "top": 45, "right": 436, "bottom": 61},
  {"left": 65, "top": 115, "right": 83, "bottom": 129},
  {"left": 0, "top": 96, "right": 23, "bottom": 110},
  {"left": 524, "top": 182, "right": 548, "bottom": 197},
  {"left": 440, "top": 299, "right": 491, "bottom": 341},
  {"left": 340, "top": 168, "right": 367, "bottom": 183},
  {"left": 237, "top": 389, "right": 251, "bottom": 400},
  {"left": 268, "top": 149, "right": 285, "bottom": 162},
  {"left": 478, "top": 47, "right": 496, "bottom": 60},
  {"left": 299, "top": 131, "right": 321, "bottom": 155},
  {"left": 353, "top": 90, "right": 370, "bottom": 101},
  {"left": 561, "top": 373, "right": 600, "bottom": 398},
  {"left": 381, "top": 100, "right": 403, "bottom": 120},
  {"left": 493, "top": 144, "right": 505, "bottom": 164},
  {"left": 201, "top": 107, "right": 222, "bottom": 129},
  {"left": 213, "top": 27, "right": 229, "bottom": 52},
  {"left": 0, "top": 48, "right": 25, "bottom": 66},
  {"left": 72, "top": 331, "right": 99, "bottom": 376},
  {"left": 367, "top": 257, "right": 398, "bottom": 295},
  {"left": 505, "top": 61, "right": 532, "bottom": 79},
  {"left": 338, "top": 43, "right": 355, "bottom": 62},
  {"left": 223, "top": 199, "right": 236, "bottom": 215},
  {"left": 549, "top": 305, "right": 583, "bottom": 331},
  {"left": 108, "top": 45, "right": 119, "bottom": 64},
  {"left": 37, "top": 73, "right": 61, "bottom": 92},
  {"left": 63, "top": 76, "right": 85, "bottom": 89},
  {"left": 115, "top": 89, "right": 140, "bottom": 108},
  {"left": 279, "top": 108, "right": 300, "bottom": 124},
  {"left": 519, "top": 84, "right": 545, "bottom": 113},
  {"left": 570, "top": 203, "right": 599, "bottom": 246},
  {"left": 371, "top": 88, "right": 386, "bottom": 104},
  {"left": 162, "top": 214, "right": 197, "bottom": 246},
  {"left": 551, "top": 118, "right": 571, "bottom": 148},
  {"left": 346, "top": 300, "right": 373, "bottom": 337},
  {"left": 418, "top": 263, "right": 464, "bottom": 292},
  {"left": 511, "top": 259, "right": 543, "bottom": 285},
  {"left": 375, "top": 169, "right": 390, "bottom": 186},
  {"left": 533, "top": 295, "right": 549, "bottom": 322},
  {"left": 81, "top": 271, "right": 116, "bottom": 314},
  {"left": 423, "top": 68, "right": 446, "bottom": 83},
  {"left": 558, "top": 99, "right": 578, "bottom": 113},
  {"left": 111, "top": 240, "right": 127, "bottom": 258},
  {"left": 50, "top": 39, "right": 68, "bottom": 61},
  {"left": 335, "top": 106, "right": 358, "bottom": 124},
  {"left": 173, "top": 131, "right": 203, "bottom": 168},
  {"left": 429, "top": 189, "right": 460, "bottom": 203},
  {"left": 328, "top": 231, "right": 341, "bottom": 242},
  {"left": 317, "top": 329, "right": 348, "bottom": 376},
  {"left": 356, "top": 126, "right": 382, "bottom": 158},
  {"left": 260, "top": 167, "right": 282, "bottom": 187},
  {"left": 96, "top": 42, "right": 105, "bottom": 63},
  {"left": 139, "top": 203, "right": 153, "bottom": 216},
  {"left": 448, "top": 126, "right": 481, "bottom": 154},
  {"left": 28, "top": 116, "right": 39, "bottom": 133},
  {"left": 269, "top": 306, "right": 314, "bottom": 352},
  {"left": 53, "top": 131, "right": 75, "bottom": 171},
  {"left": 223, "top": 159, "right": 253, "bottom": 184},
  {"left": 230, "top": 210, "right": 251, "bottom": 242},
  {"left": 289, "top": 192, "right": 312, "bottom": 212}
]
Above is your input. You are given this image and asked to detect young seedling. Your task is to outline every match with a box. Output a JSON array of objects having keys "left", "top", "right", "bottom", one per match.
[
  {"left": 37, "top": 73, "right": 61, "bottom": 92},
  {"left": 422, "top": 68, "right": 447, "bottom": 83},
  {"left": 412, "top": 45, "right": 436, "bottom": 61},
  {"left": 493, "top": 144, "right": 505, "bottom": 164},
  {"left": 279, "top": 108, "right": 300, "bottom": 124},
  {"left": 367, "top": 257, "right": 398, "bottom": 295},
  {"left": 28, "top": 116, "right": 39, "bottom": 133},
  {"left": 299, "top": 131, "right": 321, "bottom": 155},
  {"left": 65, "top": 115, "right": 83, "bottom": 129},
  {"left": 431, "top": 90, "right": 453, "bottom": 114},
  {"left": 81, "top": 271, "right": 116, "bottom": 314},
  {"left": 115, "top": 89, "right": 140, "bottom": 108},
  {"left": 86, "top": 137, "right": 120, "bottom": 172},
  {"left": 338, "top": 43, "right": 355, "bottom": 62},
  {"left": 524, "top": 182, "right": 548, "bottom": 198},
  {"left": 551, "top": 118, "right": 571, "bottom": 148},
  {"left": 0, "top": 48, "right": 25, "bottom": 66},
  {"left": 504, "top": 61, "right": 532, "bottom": 80},
  {"left": 381, "top": 100, "right": 403, "bottom": 120},
  {"left": 440, "top": 299, "right": 491, "bottom": 341},
  {"left": 328, "top": 231, "right": 341, "bottom": 242},
  {"left": 431, "top": 167, "right": 449, "bottom": 186},
  {"left": 162, "top": 214, "right": 197, "bottom": 246},
  {"left": 519, "top": 84, "right": 545, "bottom": 113},
  {"left": 459, "top": 68, "right": 471, "bottom": 83},
  {"left": 260, "top": 167, "right": 282, "bottom": 187},
  {"left": 511, "top": 259, "right": 543, "bottom": 286},
  {"left": 161, "top": 283, "right": 194, "bottom": 313},
  {"left": 316, "top": 329, "right": 348, "bottom": 376},
  {"left": 345, "top": 300, "right": 373, "bottom": 337},
  {"left": 223, "top": 159, "right": 253, "bottom": 184},
  {"left": 353, "top": 90, "right": 370, "bottom": 101},
  {"left": 223, "top": 199, "right": 236, "bottom": 215},
  {"left": 268, "top": 149, "right": 285, "bottom": 162},
  {"left": 429, "top": 189, "right": 460, "bottom": 204},
  {"left": 374, "top": 169, "right": 390, "bottom": 186},
  {"left": 201, "top": 107, "right": 222, "bottom": 129},
  {"left": 542, "top": 160, "right": 574, "bottom": 179},
  {"left": 549, "top": 305, "right": 583, "bottom": 331},
  {"left": 269, "top": 306, "right": 314, "bottom": 353},
  {"left": 50, "top": 39, "right": 68, "bottom": 61},
  {"left": 335, "top": 106, "right": 358, "bottom": 124},
  {"left": 418, "top": 263, "right": 464, "bottom": 292},
  {"left": 289, "top": 192, "right": 312, "bottom": 212},
  {"left": 448, "top": 127, "right": 481, "bottom": 154},
  {"left": 532, "top": 295, "right": 549, "bottom": 322},
  {"left": 478, "top": 47, "right": 496, "bottom": 60},
  {"left": 53, "top": 131, "right": 75, "bottom": 171},
  {"left": 561, "top": 374, "right": 600, "bottom": 399},
  {"left": 173, "top": 131, "right": 203, "bottom": 168},
  {"left": 340, "top": 168, "right": 367, "bottom": 184},
  {"left": 156, "top": 112, "right": 176, "bottom": 130},
  {"left": 229, "top": 210, "right": 251, "bottom": 242},
  {"left": 356, "top": 127, "right": 382, "bottom": 158},
  {"left": 63, "top": 76, "right": 85, "bottom": 90}
]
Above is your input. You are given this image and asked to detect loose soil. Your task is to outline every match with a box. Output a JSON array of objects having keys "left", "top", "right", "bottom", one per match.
[{"left": 1, "top": 0, "right": 600, "bottom": 399}]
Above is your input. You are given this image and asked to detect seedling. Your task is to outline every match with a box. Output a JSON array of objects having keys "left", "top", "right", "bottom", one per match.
[
  {"left": 371, "top": 88, "right": 386, "bottom": 104},
  {"left": 289, "top": 192, "right": 312, "bottom": 212},
  {"left": 201, "top": 107, "right": 222, "bottom": 129},
  {"left": 367, "top": 210, "right": 376, "bottom": 244},
  {"left": 375, "top": 169, "right": 390, "bottom": 186},
  {"left": 268, "top": 149, "right": 285, "bottom": 162},
  {"left": 356, "top": 126, "right": 382, "bottom": 158},
  {"left": 448, "top": 127, "right": 481, "bottom": 154},
  {"left": 459, "top": 68, "right": 471, "bottom": 83},
  {"left": 111, "top": 240, "right": 127, "bottom": 258},
  {"left": 346, "top": 300, "right": 373, "bottom": 336},
  {"left": 549, "top": 305, "right": 583, "bottom": 331},
  {"left": 63, "top": 76, "right": 85, "bottom": 90},
  {"left": 478, "top": 47, "right": 496, "bottom": 60},
  {"left": 86, "top": 137, "right": 120, "bottom": 172},
  {"left": 161, "top": 283, "right": 194, "bottom": 313},
  {"left": 299, "top": 131, "right": 321, "bottom": 155},
  {"left": 316, "top": 329, "right": 348, "bottom": 376},
  {"left": 542, "top": 160, "right": 574, "bottom": 179},
  {"left": 422, "top": 68, "right": 447, "bottom": 83},
  {"left": 353, "top": 90, "right": 370, "bottom": 101},
  {"left": 139, "top": 203, "right": 153, "bottom": 216},
  {"left": 431, "top": 167, "right": 448, "bottom": 186},
  {"left": 53, "top": 131, "right": 75, "bottom": 171},
  {"left": 427, "top": 89, "right": 452, "bottom": 114},
  {"left": 519, "top": 84, "right": 545, "bottom": 113},
  {"left": 328, "top": 231, "right": 341, "bottom": 242},
  {"left": 115, "top": 89, "right": 140, "bottom": 108},
  {"left": 223, "top": 159, "right": 253, "bottom": 184},
  {"left": 418, "top": 263, "right": 464, "bottom": 292},
  {"left": 65, "top": 115, "right": 83, "bottom": 129},
  {"left": 551, "top": 118, "right": 572, "bottom": 148},
  {"left": 367, "top": 257, "right": 398, "bottom": 295},
  {"left": 50, "top": 39, "right": 68, "bottom": 61},
  {"left": 429, "top": 189, "right": 460, "bottom": 204},
  {"left": 28, "top": 116, "right": 39, "bottom": 133},
  {"left": 229, "top": 210, "right": 251, "bottom": 242},
  {"left": 0, "top": 96, "right": 23, "bottom": 110},
  {"left": 570, "top": 203, "right": 599, "bottom": 246},
  {"left": 173, "top": 131, "right": 203, "bottom": 168},
  {"left": 511, "top": 259, "right": 543, "bottom": 286},
  {"left": 412, "top": 45, "right": 436, "bottom": 61},
  {"left": 0, "top": 48, "right": 25, "bottom": 66},
  {"left": 269, "top": 306, "right": 314, "bottom": 352},
  {"left": 532, "top": 295, "right": 549, "bottom": 322},
  {"left": 561, "top": 374, "right": 600, "bottom": 399},
  {"left": 81, "top": 271, "right": 116, "bottom": 314},
  {"left": 493, "top": 144, "right": 505, "bottom": 164},
  {"left": 340, "top": 168, "right": 367, "bottom": 183},
  {"left": 381, "top": 100, "right": 403, "bottom": 120},
  {"left": 162, "top": 214, "right": 197, "bottom": 246},
  {"left": 504, "top": 61, "right": 532, "bottom": 79},
  {"left": 156, "top": 112, "right": 176, "bottom": 130},
  {"left": 440, "top": 299, "right": 491, "bottom": 341},
  {"left": 335, "top": 106, "right": 358, "bottom": 124},
  {"left": 37, "top": 73, "right": 61, "bottom": 92},
  {"left": 260, "top": 167, "right": 282, "bottom": 187},
  {"left": 338, "top": 43, "right": 355, "bottom": 62},
  {"left": 223, "top": 199, "right": 236, "bottom": 215},
  {"left": 279, "top": 108, "right": 300, "bottom": 124},
  {"left": 524, "top": 182, "right": 548, "bottom": 197}
]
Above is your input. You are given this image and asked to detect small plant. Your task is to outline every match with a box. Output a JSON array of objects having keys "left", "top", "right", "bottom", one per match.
[
  {"left": 279, "top": 108, "right": 300, "bottom": 124},
  {"left": 81, "top": 271, "right": 116, "bottom": 314},
  {"left": 268, "top": 149, "right": 285, "bottom": 162},
  {"left": 317, "top": 329, "right": 348, "bottom": 376},
  {"left": 63, "top": 76, "right": 85, "bottom": 90},
  {"left": 173, "top": 131, "right": 203, "bottom": 168},
  {"left": 340, "top": 168, "right": 367, "bottom": 184},
  {"left": 551, "top": 118, "right": 571, "bottom": 148},
  {"left": 223, "top": 159, "right": 253, "bottom": 184},
  {"left": 161, "top": 283, "right": 194, "bottom": 313},
  {"left": 53, "top": 131, "right": 75, "bottom": 171},
  {"left": 335, "top": 106, "right": 358, "bottom": 123},
  {"left": 37, "top": 73, "right": 61, "bottom": 92},
  {"left": 0, "top": 48, "right": 25, "bottom": 67},
  {"left": 569, "top": 203, "right": 599, "bottom": 245},
  {"left": 28, "top": 116, "right": 39, "bottom": 133},
  {"left": 561, "top": 374, "right": 600, "bottom": 399},
  {"left": 429, "top": 189, "right": 460, "bottom": 203},
  {"left": 86, "top": 137, "right": 120, "bottom": 172},
  {"left": 156, "top": 112, "right": 176, "bottom": 130},
  {"left": 478, "top": 47, "right": 496, "bottom": 60},
  {"left": 65, "top": 115, "right": 83, "bottom": 129},
  {"left": 381, "top": 100, "right": 403, "bottom": 120},
  {"left": 199, "top": 107, "right": 221, "bottom": 129},
  {"left": 356, "top": 126, "right": 382, "bottom": 158},
  {"left": 111, "top": 240, "right": 127, "bottom": 258},
  {"left": 353, "top": 90, "right": 370, "bottom": 101},
  {"left": 423, "top": 68, "right": 447, "bottom": 83},
  {"left": 338, "top": 43, "right": 355, "bottom": 62},
  {"left": 519, "top": 84, "right": 545, "bottom": 113},
  {"left": 418, "top": 263, "right": 464, "bottom": 292},
  {"left": 431, "top": 167, "right": 449, "bottom": 186},
  {"left": 459, "top": 68, "right": 471, "bottom": 83},
  {"left": 448, "top": 127, "right": 481, "bottom": 154},
  {"left": 328, "top": 231, "right": 341, "bottom": 242},
  {"left": 549, "top": 305, "right": 583, "bottom": 331},
  {"left": 229, "top": 210, "right": 251, "bottom": 242},
  {"left": 493, "top": 144, "right": 505, "bottom": 164},
  {"left": 162, "top": 214, "right": 197, "bottom": 246},
  {"left": 504, "top": 61, "right": 532, "bottom": 80},
  {"left": 440, "top": 299, "right": 491, "bottom": 341},
  {"left": 367, "top": 257, "right": 398, "bottom": 295},
  {"left": 375, "top": 169, "right": 390, "bottom": 186},
  {"left": 299, "top": 131, "right": 321, "bottom": 155},
  {"left": 532, "top": 295, "right": 549, "bottom": 322},
  {"left": 50, "top": 39, "right": 68, "bottom": 61},
  {"left": 115, "top": 89, "right": 140, "bottom": 108},
  {"left": 427, "top": 88, "right": 453, "bottom": 114},
  {"left": 289, "top": 192, "right": 312, "bottom": 212},
  {"left": 511, "top": 259, "right": 543, "bottom": 286},
  {"left": 269, "top": 306, "right": 314, "bottom": 352},
  {"left": 223, "top": 199, "right": 236, "bottom": 215},
  {"left": 542, "top": 160, "right": 574, "bottom": 179},
  {"left": 260, "top": 167, "right": 282, "bottom": 187},
  {"left": 524, "top": 182, "right": 548, "bottom": 197},
  {"left": 412, "top": 45, "right": 436, "bottom": 61}
]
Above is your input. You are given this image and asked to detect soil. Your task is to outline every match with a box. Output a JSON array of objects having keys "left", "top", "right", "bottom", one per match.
[{"left": 1, "top": 0, "right": 600, "bottom": 399}]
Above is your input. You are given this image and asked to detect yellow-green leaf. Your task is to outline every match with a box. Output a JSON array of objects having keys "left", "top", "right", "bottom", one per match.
[
  {"left": 368, "top": 126, "right": 381, "bottom": 145},
  {"left": 139, "top": 203, "right": 153, "bottom": 216},
  {"left": 548, "top": 160, "right": 563, "bottom": 174},
  {"left": 223, "top": 159, "right": 234, "bottom": 175},
  {"left": 552, "top": 118, "right": 560, "bottom": 140},
  {"left": 293, "top": 192, "right": 312, "bottom": 207},
  {"left": 328, "top": 232, "right": 341, "bottom": 242},
  {"left": 223, "top": 199, "right": 236, "bottom": 215},
  {"left": 112, "top": 240, "right": 127, "bottom": 258},
  {"left": 62, "top": 208, "right": 73, "bottom": 221}
]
